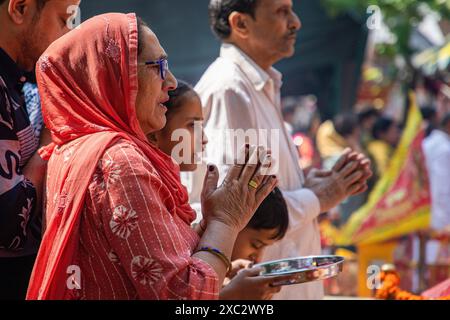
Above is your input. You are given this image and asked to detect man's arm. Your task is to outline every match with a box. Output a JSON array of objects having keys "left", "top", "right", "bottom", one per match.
[
  {"left": 430, "top": 150, "right": 450, "bottom": 230},
  {"left": 280, "top": 187, "right": 321, "bottom": 230},
  {"left": 0, "top": 122, "right": 48, "bottom": 250},
  {"left": 0, "top": 138, "right": 36, "bottom": 249},
  {"left": 22, "top": 127, "right": 50, "bottom": 215}
]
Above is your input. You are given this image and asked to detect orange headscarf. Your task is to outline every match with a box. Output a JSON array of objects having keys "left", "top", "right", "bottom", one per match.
[{"left": 27, "top": 13, "right": 195, "bottom": 300}]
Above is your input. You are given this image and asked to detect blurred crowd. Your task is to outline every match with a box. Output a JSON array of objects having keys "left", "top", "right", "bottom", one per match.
[{"left": 282, "top": 94, "right": 450, "bottom": 230}]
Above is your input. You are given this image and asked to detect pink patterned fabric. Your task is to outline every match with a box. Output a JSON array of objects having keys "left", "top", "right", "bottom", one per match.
[
  {"left": 26, "top": 13, "right": 218, "bottom": 300},
  {"left": 77, "top": 140, "right": 218, "bottom": 299}
]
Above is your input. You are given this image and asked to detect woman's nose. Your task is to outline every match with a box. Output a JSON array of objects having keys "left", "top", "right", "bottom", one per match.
[
  {"left": 253, "top": 256, "right": 261, "bottom": 264},
  {"left": 164, "top": 70, "right": 177, "bottom": 91},
  {"left": 249, "top": 251, "right": 262, "bottom": 264}
]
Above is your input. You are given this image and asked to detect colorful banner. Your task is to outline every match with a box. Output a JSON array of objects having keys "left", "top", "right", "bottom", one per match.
[{"left": 336, "top": 93, "right": 431, "bottom": 246}]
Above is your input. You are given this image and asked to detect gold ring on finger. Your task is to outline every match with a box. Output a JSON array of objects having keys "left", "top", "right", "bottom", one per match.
[{"left": 248, "top": 180, "right": 259, "bottom": 189}]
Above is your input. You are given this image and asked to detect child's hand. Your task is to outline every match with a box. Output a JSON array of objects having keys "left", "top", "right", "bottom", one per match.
[
  {"left": 220, "top": 267, "right": 296, "bottom": 300},
  {"left": 223, "top": 259, "right": 253, "bottom": 286},
  {"left": 227, "top": 259, "right": 253, "bottom": 279}
]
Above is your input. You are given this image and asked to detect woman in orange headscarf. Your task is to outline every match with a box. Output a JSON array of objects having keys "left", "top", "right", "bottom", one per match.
[{"left": 26, "top": 13, "right": 277, "bottom": 300}]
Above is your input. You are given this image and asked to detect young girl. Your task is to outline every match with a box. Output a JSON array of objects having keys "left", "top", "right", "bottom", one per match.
[
  {"left": 150, "top": 80, "right": 292, "bottom": 300},
  {"left": 148, "top": 80, "right": 207, "bottom": 172}
]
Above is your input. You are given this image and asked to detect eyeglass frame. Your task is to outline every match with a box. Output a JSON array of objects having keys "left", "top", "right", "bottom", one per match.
[{"left": 138, "top": 57, "right": 169, "bottom": 80}]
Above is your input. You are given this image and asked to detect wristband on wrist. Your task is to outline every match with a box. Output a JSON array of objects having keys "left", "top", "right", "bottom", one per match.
[{"left": 196, "top": 246, "right": 231, "bottom": 273}]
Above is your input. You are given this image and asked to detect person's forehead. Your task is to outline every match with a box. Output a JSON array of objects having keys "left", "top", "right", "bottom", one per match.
[
  {"left": 142, "top": 27, "right": 167, "bottom": 60},
  {"left": 253, "top": 228, "right": 279, "bottom": 241},
  {"left": 266, "top": 228, "right": 281, "bottom": 240},
  {"left": 258, "top": 0, "right": 293, "bottom": 10},
  {"left": 184, "top": 92, "right": 202, "bottom": 107}
]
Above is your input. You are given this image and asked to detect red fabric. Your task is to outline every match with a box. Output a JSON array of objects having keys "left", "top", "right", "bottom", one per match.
[
  {"left": 77, "top": 140, "right": 218, "bottom": 299},
  {"left": 293, "top": 133, "right": 314, "bottom": 161},
  {"left": 27, "top": 13, "right": 198, "bottom": 300},
  {"left": 293, "top": 132, "right": 321, "bottom": 172}
]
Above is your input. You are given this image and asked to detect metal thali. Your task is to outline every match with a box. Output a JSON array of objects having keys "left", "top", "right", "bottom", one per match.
[{"left": 254, "top": 255, "right": 345, "bottom": 286}]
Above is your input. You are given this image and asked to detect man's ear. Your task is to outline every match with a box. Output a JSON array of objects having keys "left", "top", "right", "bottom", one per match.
[
  {"left": 228, "top": 12, "right": 251, "bottom": 40},
  {"left": 8, "top": 0, "right": 34, "bottom": 25}
]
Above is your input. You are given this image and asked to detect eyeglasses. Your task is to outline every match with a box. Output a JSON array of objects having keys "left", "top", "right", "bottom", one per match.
[{"left": 139, "top": 58, "right": 169, "bottom": 80}]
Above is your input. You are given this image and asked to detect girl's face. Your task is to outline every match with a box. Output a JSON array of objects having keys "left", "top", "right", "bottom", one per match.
[
  {"left": 231, "top": 227, "right": 280, "bottom": 263},
  {"left": 154, "top": 93, "right": 208, "bottom": 171}
]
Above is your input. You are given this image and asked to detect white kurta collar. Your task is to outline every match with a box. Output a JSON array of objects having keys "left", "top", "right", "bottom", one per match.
[{"left": 220, "top": 43, "right": 282, "bottom": 92}]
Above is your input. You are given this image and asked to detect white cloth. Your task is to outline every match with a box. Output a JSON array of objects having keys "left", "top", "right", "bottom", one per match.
[
  {"left": 184, "top": 43, "right": 323, "bottom": 299},
  {"left": 422, "top": 129, "right": 450, "bottom": 264},
  {"left": 423, "top": 130, "right": 450, "bottom": 230}
]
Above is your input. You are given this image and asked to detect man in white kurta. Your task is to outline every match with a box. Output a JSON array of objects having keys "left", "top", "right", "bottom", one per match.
[
  {"left": 193, "top": 43, "right": 322, "bottom": 299},
  {"left": 184, "top": 0, "right": 371, "bottom": 299},
  {"left": 422, "top": 114, "right": 450, "bottom": 263}
]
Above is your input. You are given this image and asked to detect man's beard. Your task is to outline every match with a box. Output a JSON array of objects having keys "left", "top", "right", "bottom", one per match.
[
  {"left": 19, "top": 11, "right": 46, "bottom": 71},
  {"left": 20, "top": 19, "right": 48, "bottom": 72},
  {"left": 20, "top": 33, "right": 41, "bottom": 71}
]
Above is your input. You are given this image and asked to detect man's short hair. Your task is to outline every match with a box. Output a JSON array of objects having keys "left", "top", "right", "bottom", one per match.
[
  {"left": 208, "top": 0, "right": 260, "bottom": 40},
  {"left": 0, "top": 0, "right": 48, "bottom": 11}
]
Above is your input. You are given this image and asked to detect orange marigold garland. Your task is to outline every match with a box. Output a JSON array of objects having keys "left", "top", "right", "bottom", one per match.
[{"left": 375, "top": 270, "right": 450, "bottom": 300}]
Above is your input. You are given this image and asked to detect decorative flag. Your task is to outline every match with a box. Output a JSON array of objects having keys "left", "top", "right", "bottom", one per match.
[{"left": 336, "top": 92, "right": 431, "bottom": 245}]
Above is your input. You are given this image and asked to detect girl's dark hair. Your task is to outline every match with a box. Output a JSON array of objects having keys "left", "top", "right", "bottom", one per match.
[
  {"left": 246, "top": 187, "right": 289, "bottom": 240},
  {"left": 164, "top": 80, "right": 197, "bottom": 119}
]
